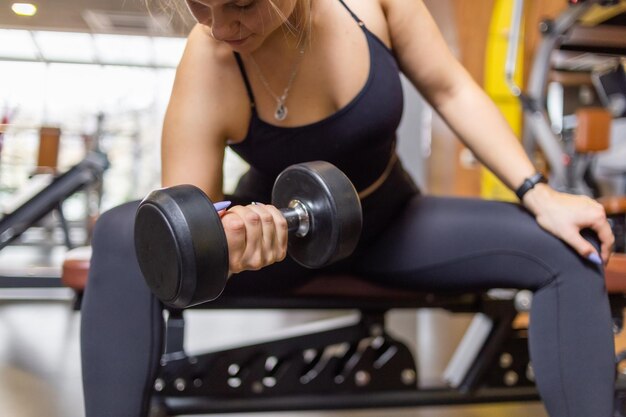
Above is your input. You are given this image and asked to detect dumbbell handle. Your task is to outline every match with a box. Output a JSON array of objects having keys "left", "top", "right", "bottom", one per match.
[{"left": 280, "top": 200, "right": 310, "bottom": 238}]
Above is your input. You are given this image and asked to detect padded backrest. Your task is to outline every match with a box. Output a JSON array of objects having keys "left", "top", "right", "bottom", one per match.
[{"left": 575, "top": 107, "right": 612, "bottom": 153}]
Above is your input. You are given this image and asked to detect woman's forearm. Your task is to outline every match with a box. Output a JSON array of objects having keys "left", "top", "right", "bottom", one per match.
[{"left": 435, "top": 74, "right": 537, "bottom": 191}]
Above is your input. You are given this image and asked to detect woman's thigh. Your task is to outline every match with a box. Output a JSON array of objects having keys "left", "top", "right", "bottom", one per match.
[{"left": 353, "top": 195, "right": 601, "bottom": 292}]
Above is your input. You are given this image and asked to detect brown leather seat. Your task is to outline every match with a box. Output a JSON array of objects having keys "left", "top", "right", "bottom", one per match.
[
  {"left": 61, "top": 246, "right": 92, "bottom": 291},
  {"left": 606, "top": 253, "right": 626, "bottom": 293},
  {"left": 58, "top": 246, "right": 424, "bottom": 300},
  {"left": 61, "top": 247, "right": 626, "bottom": 296},
  {"left": 599, "top": 196, "right": 626, "bottom": 216}
]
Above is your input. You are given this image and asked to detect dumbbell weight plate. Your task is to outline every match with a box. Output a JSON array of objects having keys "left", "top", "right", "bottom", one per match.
[
  {"left": 134, "top": 185, "right": 229, "bottom": 308},
  {"left": 272, "top": 161, "right": 362, "bottom": 268}
]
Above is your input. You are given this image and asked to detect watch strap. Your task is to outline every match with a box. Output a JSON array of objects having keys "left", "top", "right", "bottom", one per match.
[{"left": 515, "top": 173, "right": 547, "bottom": 201}]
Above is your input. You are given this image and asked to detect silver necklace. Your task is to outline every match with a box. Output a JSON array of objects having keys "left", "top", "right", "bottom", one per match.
[{"left": 248, "top": 46, "right": 305, "bottom": 121}]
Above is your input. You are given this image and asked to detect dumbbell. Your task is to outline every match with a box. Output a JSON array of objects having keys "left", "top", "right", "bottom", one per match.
[{"left": 134, "top": 161, "right": 362, "bottom": 309}]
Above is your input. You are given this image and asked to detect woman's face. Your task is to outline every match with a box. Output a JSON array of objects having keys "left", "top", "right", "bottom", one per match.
[{"left": 185, "top": 0, "right": 298, "bottom": 52}]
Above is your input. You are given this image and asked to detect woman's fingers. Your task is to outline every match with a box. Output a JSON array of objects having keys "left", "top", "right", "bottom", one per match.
[
  {"left": 247, "top": 203, "right": 282, "bottom": 264},
  {"left": 560, "top": 227, "right": 603, "bottom": 264},
  {"left": 586, "top": 213, "right": 615, "bottom": 264},
  {"left": 263, "top": 203, "right": 289, "bottom": 262},
  {"left": 221, "top": 204, "right": 288, "bottom": 273},
  {"left": 574, "top": 199, "right": 614, "bottom": 264},
  {"left": 533, "top": 191, "right": 615, "bottom": 266},
  {"left": 228, "top": 205, "right": 264, "bottom": 270},
  {"left": 221, "top": 208, "right": 249, "bottom": 274}
]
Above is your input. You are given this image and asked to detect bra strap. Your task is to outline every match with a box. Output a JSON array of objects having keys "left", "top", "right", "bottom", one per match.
[
  {"left": 233, "top": 52, "right": 256, "bottom": 108},
  {"left": 337, "top": 0, "right": 365, "bottom": 26}
]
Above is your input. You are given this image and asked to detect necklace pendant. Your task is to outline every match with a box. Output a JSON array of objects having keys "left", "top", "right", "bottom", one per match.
[{"left": 274, "top": 102, "right": 288, "bottom": 121}]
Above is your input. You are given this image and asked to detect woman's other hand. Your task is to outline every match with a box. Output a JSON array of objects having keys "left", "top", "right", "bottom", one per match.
[
  {"left": 221, "top": 203, "right": 289, "bottom": 274},
  {"left": 523, "top": 184, "right": 615, "bottom": 265}
]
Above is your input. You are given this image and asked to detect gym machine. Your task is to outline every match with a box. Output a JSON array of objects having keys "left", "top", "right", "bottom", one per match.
[
  {"left": 507, "top": 0, "right": 626, "bottom": 196},
  {"left": 0, "top": 123, "right": 108, "bottom": 290},
  {"left": 147, "top": 281, "right": 626, "bottom": 416}
]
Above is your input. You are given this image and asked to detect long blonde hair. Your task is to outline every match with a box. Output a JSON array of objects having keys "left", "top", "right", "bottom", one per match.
[
  {"left": 272, "top": 0, "right": 313, "bottom": 47},
  {"left": 146, "top": 0, "right": 313, "bottom": 46}
]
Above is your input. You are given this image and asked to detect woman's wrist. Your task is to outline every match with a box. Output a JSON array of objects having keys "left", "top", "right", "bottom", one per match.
[
  {"left": 515, "top": 172, "right": 547, "bottom": 201},
  {"left": 520, "top": 182, "right": 552, "bottom": 215}
]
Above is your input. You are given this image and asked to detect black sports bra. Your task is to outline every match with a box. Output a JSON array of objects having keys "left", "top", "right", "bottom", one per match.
[{"left": 229, "top": 0, "right": 405, "bottom": 195}]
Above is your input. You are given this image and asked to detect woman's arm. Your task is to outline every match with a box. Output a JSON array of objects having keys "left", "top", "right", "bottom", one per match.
[
  {"left": 161, "top": 25, "right": 287, "bottom": 273},
  {"left": 381, "top": 0, "right": 614, "bottom": 262},
  {"left": 162, "top": 24, "right": 232, "bottom": 200},
  {"left": 381, "top": 0, "right": 533, "bottom": 189}
]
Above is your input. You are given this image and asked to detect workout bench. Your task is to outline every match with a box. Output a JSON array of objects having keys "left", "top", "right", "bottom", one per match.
[{"left": 64, "top": 206, "right": 626, "bottom": 416}]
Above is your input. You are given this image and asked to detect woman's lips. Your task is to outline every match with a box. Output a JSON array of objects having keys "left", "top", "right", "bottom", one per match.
[{"left": 224, "top": 35, "right": 251, "bottom": 47}]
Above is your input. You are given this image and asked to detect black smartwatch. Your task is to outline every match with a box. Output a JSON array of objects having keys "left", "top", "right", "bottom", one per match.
[{"left": 515, "top": 173, "right": 547, "bottom": 201}]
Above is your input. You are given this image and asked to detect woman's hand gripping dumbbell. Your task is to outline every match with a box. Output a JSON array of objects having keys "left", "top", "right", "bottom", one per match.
[{"left": 134, "top": 161, "right": 362, "bottom": 308}]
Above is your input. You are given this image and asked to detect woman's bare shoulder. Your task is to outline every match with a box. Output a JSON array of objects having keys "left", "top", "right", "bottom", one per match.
[
  {"left": 180, "top": 24, "right": 241, "bottom": 86},
  {"left": 171, "top": 24, "right": 251, "bottom": 141}
]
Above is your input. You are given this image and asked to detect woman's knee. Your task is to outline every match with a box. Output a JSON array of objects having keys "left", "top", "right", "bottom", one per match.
[
  {"left": 88, "top": 201, "right": 142, "bottom": 287},
  {"left": 536, "top": 239, "right": 605, "bottom": 294},
  {"left": 92, "top": 201, "right": 140, "bottom": 252}
]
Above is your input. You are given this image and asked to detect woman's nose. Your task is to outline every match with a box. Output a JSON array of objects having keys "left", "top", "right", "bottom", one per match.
[{"left": 210, "top": 10, "right": 240, "bottom": 41}]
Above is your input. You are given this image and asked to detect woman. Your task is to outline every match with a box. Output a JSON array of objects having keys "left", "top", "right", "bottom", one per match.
[{"left": 80, "top": 1, "right": 616, "bottom": 416}]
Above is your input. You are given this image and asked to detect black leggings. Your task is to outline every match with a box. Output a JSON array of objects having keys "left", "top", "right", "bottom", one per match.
[{"left": 81, "top": 196, "right": 615, "bottom": 417}]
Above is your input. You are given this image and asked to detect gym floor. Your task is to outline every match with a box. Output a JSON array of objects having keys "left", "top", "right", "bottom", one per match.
[{"left": 0, "top": 299, "right": 547, "bottom": 417}]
